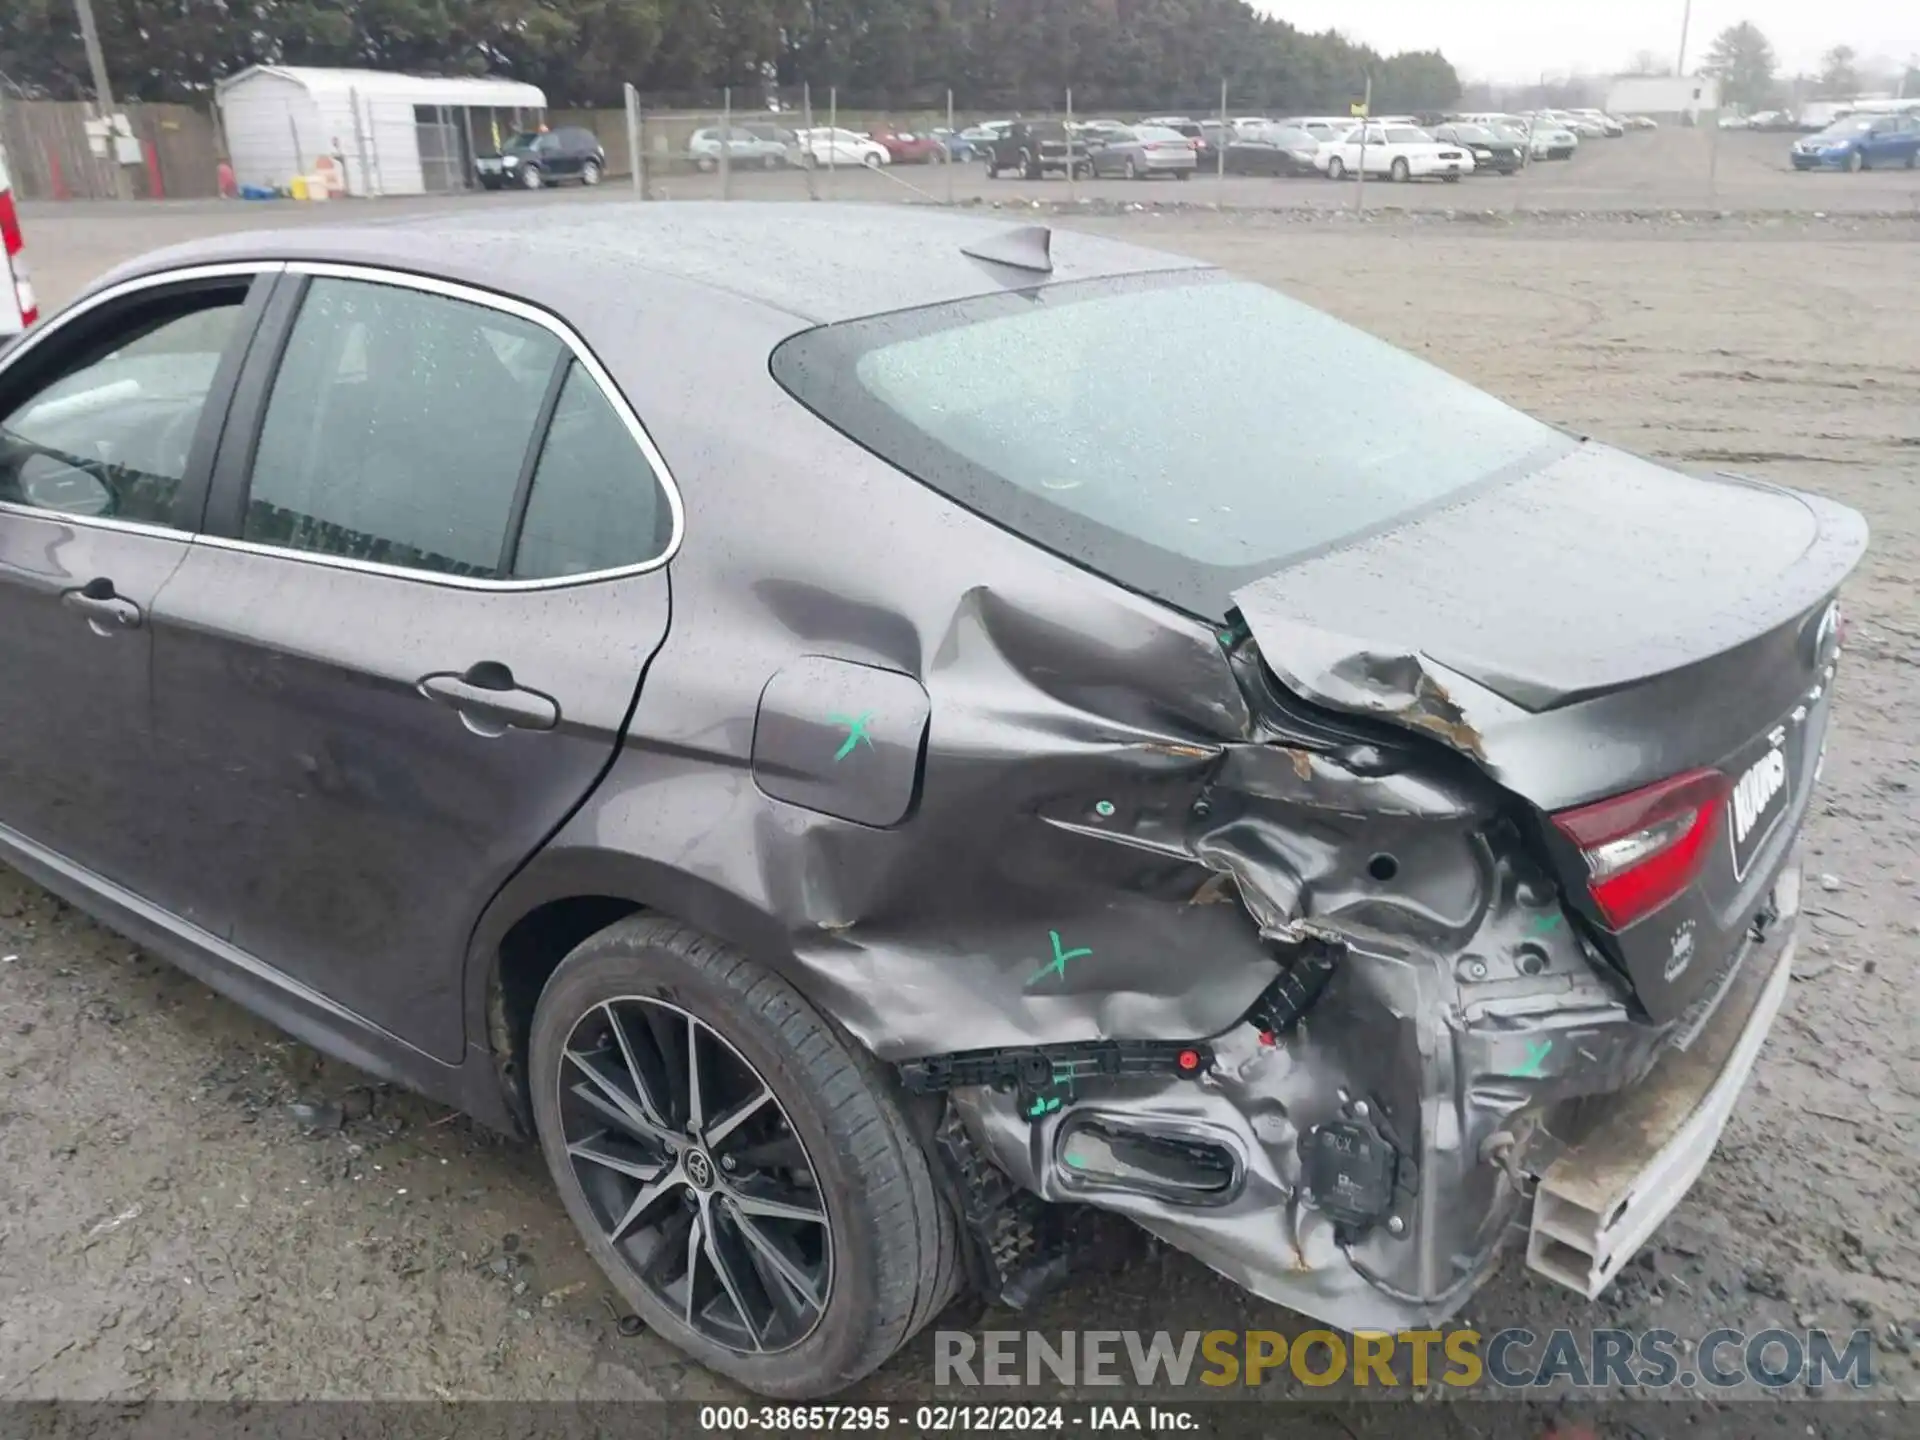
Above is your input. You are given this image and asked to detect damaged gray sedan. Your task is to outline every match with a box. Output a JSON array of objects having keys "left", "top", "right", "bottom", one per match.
[{"left": 0, "top": 205, "right": 1863, "bottom": 1397}]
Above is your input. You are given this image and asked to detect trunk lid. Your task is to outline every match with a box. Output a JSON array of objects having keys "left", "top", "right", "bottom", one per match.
[{"left": 1230, "top": 442, "right": 1866, "bottom": 1022}]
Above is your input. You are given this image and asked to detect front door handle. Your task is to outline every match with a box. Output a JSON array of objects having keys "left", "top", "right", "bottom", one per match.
[
  {"left": 417, "top": 662, "right": 560, "bottom": 737},
  {"left": 61, "top": 576, "right": 143, "bottom": 634}
]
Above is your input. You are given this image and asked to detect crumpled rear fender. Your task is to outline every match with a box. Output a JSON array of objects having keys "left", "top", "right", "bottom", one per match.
[{"left": 518, "top": 556, "right": 1511, "bottom": 1065}]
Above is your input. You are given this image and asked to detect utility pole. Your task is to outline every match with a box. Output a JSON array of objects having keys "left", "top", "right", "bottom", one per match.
[
  {"left": 1677, "top": 0, "right": 1693, "bottom": 76},
  {"left": 73, "top": 0, "right": 132, "bottom": 199}
]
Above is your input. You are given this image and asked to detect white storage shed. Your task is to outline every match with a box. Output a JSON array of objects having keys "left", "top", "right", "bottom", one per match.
[{"left": 215, "top": 66, "right": 548, "bottom": 197}]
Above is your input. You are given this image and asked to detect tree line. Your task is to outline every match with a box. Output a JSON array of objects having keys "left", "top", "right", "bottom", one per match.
[
  {"left": 1701, "top": 21, "right": 1914, "bottom": 110},
  {"left": 1, "top": 0, "right": 1461, "bottom": 114}
]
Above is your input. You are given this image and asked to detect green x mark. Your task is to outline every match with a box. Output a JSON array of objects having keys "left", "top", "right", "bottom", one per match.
[
  {"left": 828, "top": 710, "right": 876, "bottom": 763},
  {"left": 1510, "top": 1039, "right": 1554, "bottom": 1079},
  {"left": 1028, "top": 930, "right": 1094, "bottom": 987}
]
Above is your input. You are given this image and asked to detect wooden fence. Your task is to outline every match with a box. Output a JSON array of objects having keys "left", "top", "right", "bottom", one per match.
[{"left": 0, "top": 100, "right": 224, "bottom": 200}]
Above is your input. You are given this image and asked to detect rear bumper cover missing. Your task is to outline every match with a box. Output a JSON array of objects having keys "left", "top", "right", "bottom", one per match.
[{"left": 1526, "top": 868, "right": 1801, "bottom": 1296}]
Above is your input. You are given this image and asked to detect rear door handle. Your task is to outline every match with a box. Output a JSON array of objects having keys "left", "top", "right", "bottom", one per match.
[
  {"left": 417, "top": 662, "right": 560, "bottom": 737},
  {"left": 61, "top": 577, "right": 143, "bottom": 633}
]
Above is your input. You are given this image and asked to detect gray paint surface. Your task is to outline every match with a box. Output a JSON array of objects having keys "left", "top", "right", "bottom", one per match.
[{"left": 1, "top": 203, "right": 1868, "bottom": 1357}]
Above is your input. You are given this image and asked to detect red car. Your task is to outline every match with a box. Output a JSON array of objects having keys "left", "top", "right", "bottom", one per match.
[{"left": 869, "top": 128, "right": 945, "bottom": 164}]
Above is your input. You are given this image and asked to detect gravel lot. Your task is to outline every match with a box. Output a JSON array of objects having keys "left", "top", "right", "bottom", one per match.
[{"left": 4, "top": 144, "right": 1919, "bottom": 1412}]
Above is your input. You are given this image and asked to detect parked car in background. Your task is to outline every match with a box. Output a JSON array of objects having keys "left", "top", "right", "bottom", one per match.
[
  {"left": 1568, "top": 109, "right": 1625, "bottom": 137},
  {"left": 1223, "top": 124, "right": 1322, "bottom": 176},
  {"left": 928, "top": 128, "right": 975, "bottom": 161},
  {"left": 1745, "top": 110, "right": 1797, "bottom": 132},
  {"left": 869, "top": 128, "right": 945, "bottom": 165},
  {"left": 794, "top": 127, "right": 890, "bottom": 168},
  {"left": 1794, "top": 102, "right": 1853, "bottom": 132},
  {"left": 1285, "top": 116, "right": 1356, "bottom": 143},
  {"left": 1146, "top": 119, "right": 1218, "bottom": 171},
  {"left": 476, "top": 127, "right": 606, "bottom": 189},
  {"left": 1316, "top": 123, "right": 1472, "bottom": 182},
  {"left": 1430, "top": 122, "right": 1524, "bottom": 174},
  {"left": 689, "top": 126, "right": 792, "bottom": 172},
  {"left": 1087, "top": 124, "right": 1197, "bottom": 180},
  {"left": 983, "top": 120, "right": 1089, "bottom": 179},
  {"left": 742, "top": 124, "right": 804, "bottom": 165},
  {"left": 1624, "top": 114, "right": 1658, "bottom": 130},
  {"left": 1522, "top": 116, "right": 1579, "bottom": 160},
  {"left": 1790, "top": 113, "right": 1920, "bottom": 171},
  {"left": 956, "top": 121, "right": 1011, "bottom": 161}
]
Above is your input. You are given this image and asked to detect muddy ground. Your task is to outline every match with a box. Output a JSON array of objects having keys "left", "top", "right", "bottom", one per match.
[{"left": 1, "top": 189, "right": 1917, "bottom": 1413}]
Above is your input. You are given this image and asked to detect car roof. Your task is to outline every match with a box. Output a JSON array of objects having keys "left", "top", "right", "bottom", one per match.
[{"left": 88, "top": 202, "right": 1210, "bottom": 330}]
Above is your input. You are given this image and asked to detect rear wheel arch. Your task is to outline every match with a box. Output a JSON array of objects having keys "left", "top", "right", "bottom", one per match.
[{"left": 471, "top": 851, "right": 813, "bottom": 1131}]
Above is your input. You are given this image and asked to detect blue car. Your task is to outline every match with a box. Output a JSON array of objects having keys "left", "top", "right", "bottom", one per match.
[{"left": 1790, "top": 113, "right": 1920, "bottom": 171}]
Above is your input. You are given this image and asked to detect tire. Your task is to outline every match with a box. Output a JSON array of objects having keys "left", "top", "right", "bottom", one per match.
[
  {"left": 1175, "top": 169, "right": 1190, "bottom": 181},
  {"left": 1443, "top": 173, "right": 1461, "bottom": 183},
  {"left": 529, "top": 916, "right": 958, "bottom": 1398},
  {"left": 520, "top": 163, "right": 543, "bottom": 190},
  {"left": 986, "top": 162, "right": 1000, "bottom": 179},
  {"left": 863, "top": 151, "right": 882, "bottom": 168},
  {"left": 1125, "top": 158, "right": 1138, "bottom": 180},
  {"left": 1327, "top": 156, "right": 1346, "bottom": 180},
  {"left": 696, "top": 156, "right": 717, "bottom": 173},
  {"left": 763, "top": 154, "right": 780, "bottom": 171},
  {"left": 1390, "top": 157, "right": 1410, "bottom": 183},
  {"left": 1907, "top": 152, "right": 1918, "bottom": 170},
  {"left": 1021, "top": 151, "right": 1040, "bottom": 181},
  {"left": 1846, "top": 150, "right": 1864, "bottom": 172},
  {"left": 581, "top": 160, "right": 602, "bottom": 187}
]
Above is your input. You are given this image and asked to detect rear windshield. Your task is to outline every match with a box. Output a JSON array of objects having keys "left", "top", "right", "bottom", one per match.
[{"left": 771, "top": 273, "right": 1571, "bottom": 618}]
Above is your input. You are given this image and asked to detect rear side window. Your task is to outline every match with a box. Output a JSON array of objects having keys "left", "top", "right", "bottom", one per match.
[
  {"left": 245, "top": 277, "right": 671, "bottom": 581},
  {"left": 248, "top": 279, "right": 560, "bottom": 576},
  {"left": 772, "top": 274, "right": 1571, "bottom": 618},
  {"left": 511, "top": 362, "right": 672, "bottom": 580}
]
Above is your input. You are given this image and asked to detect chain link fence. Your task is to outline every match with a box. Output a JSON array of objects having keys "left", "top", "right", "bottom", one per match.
[{"left": 7, "top": 81, "right": 1914, "bottom": 217}]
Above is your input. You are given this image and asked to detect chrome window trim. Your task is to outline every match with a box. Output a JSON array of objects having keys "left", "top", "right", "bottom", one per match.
[
  {"left": 0, "top": 261, "right": 284, "bottom": 541},
  {"left": 0, "top": 258, "right": 688, "bottom": 591}
]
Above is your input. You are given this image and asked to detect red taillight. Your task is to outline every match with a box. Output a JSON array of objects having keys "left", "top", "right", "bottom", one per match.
[{"left": 1551, "top": 769, "right": 1728, "bottom": 929}]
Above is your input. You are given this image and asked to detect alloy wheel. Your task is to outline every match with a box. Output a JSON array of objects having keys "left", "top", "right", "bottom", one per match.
[{"left": 556, "top": 997, "right": 833, "bottom": 1354}]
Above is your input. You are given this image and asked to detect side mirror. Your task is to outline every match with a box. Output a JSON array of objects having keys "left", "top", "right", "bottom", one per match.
[{"left": 18, "top": 452, "right": 114, "bottom": 517}]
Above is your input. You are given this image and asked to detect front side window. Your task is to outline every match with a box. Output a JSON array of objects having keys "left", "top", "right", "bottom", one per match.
[
  {"left": 0, "top": 290, "right": 246, "bottom": 527},
  {"left": 246, "top": 278, "right": 562, "bottom": 577},
  {"left": 772, "top": 274, "right": 1571, "bottom": 618}
]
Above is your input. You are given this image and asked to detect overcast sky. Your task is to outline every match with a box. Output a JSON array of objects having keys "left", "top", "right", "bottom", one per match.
[{"left": 1256, "top": 2, "right": 1919, "bottom": 83}]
